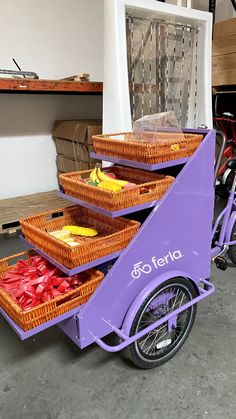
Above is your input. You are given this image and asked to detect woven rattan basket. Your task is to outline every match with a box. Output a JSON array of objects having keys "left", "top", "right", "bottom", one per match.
[
  {"left": 20, "top": 206, "right": 140, "bottom": 269},
  {"left": 60, "top": 165, "right": 174, "bottom": 211},
  {"left": 0, "top": 251, "right": 104, "bottom": 331},
  {"left": 92, "top": 131, "right": 204, "bottom": 164}
]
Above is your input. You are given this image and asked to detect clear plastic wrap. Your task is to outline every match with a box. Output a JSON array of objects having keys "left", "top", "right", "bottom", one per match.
[{"left": 130, "top": 111, "right": 185, "bottom": 143}]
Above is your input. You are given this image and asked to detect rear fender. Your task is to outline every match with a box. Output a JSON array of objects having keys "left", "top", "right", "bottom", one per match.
[{"left": 122, "top": 270, "right": 199, "bottom": 337}]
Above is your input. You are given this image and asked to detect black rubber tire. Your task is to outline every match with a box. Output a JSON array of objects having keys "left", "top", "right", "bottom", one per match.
[
  {"left": 228, "top": 222, "right": 236, "bottom": 265},
  {"left": 127, "top": 277, "right": 197, "bottom": 369}
]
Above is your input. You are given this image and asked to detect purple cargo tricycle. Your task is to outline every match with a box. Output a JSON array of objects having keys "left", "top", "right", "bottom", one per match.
[{"left": 1, "top": 128, "right": 233, "bottom": 369}]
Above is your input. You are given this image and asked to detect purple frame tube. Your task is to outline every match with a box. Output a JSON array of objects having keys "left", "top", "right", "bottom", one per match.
[
  {"left": 211, "top": 191, "right": 236, "bottom": 257},
  {"left": 90, "top": 279, "right": 215, "bottom": 353}
]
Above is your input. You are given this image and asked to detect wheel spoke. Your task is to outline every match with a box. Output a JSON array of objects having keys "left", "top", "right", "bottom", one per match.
[
  {"left": 139, "top": 324, "right": 166, "bottom": 349},
  {"left": 134, "top": 283, "right": 194, "bottom": 361}
]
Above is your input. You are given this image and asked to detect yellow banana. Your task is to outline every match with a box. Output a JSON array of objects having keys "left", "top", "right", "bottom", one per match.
[
  {"left": 98, "top": 180, "right": 122, "bottom": 192},
  {"left": 89, "top": 167, "right": 100, "bottom": 184},
  {"left": 97, "top": 167, "right": 128, "bottom": 187}
]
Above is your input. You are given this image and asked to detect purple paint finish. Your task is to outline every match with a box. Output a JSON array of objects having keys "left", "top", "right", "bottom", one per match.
[
  {"left": 58, "top": 316, "right": 81, "bottom": 347},
  {"left": 89, "top": 152, "right": 189, "bottom": 171},
  {"left": 225, "top": 210, "right": 236, "bottom": 243},
  {"left": 0, "top": 304, "right": 84, "bottom": 340},
  {"left": 211, "top": 246, "right": 222, "bottom": 257},
  {"left": 57, "top": 191, "right": 159, "bottom": 218},
  {"left": 168, "top": 316, "right": 177, "bottom": 333},
  {"left": 21, "top": 236, "right": 122, "bottom": 276},
  {"left": 89, "top": 279, "right": 215, "bottom": 353},
  {"left": 121, "top": 269, "right": 202, "bottom": 339},
  {"left": 1, "top": 128, "right": 216, "bottom": 356},
  {"left": 77, "top": 129, "right": 216, "bottom": 349}
]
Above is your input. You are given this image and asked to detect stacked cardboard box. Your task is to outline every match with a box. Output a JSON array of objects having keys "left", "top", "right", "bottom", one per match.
[{"left": 52, "top": 119, "right": 102, "bottom": 185}]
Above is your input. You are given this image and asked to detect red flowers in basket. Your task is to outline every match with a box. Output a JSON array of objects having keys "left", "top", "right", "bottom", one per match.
[{"left": 0, "top": 255, "right": 82, "bottom": 311}]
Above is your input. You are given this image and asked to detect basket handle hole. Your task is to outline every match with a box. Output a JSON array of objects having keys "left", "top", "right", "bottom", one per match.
[
  {"left": 45, "top": 211, "right": 64, "bottom": 221},
  {"left": 140, "top": 185, "right": 157, "bottom": 195}
]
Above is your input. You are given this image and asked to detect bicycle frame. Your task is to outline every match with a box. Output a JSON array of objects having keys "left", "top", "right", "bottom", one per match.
[
  {"left": 212, "top": 180, "right": 236, "bottom": 257},
  {"left": 214, "top": 118, "right": 236, "bottom": 178}
]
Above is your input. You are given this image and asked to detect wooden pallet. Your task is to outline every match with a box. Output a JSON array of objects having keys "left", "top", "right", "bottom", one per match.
[{"left": 0, "top": 190, "right": 70, "bottom": 234}]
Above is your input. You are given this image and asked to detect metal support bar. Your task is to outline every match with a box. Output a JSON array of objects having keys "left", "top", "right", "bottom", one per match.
[
  {"left": 90, "top": 279, "right": 215, "bottom": 353},
  {"left": 209, "top": 0, "right": 216, "bottom": 24}
]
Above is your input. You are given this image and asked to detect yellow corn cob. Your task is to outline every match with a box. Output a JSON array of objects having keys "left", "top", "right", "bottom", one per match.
[{"left": 62, "top": 225, "right": 98, "bottom": 237}]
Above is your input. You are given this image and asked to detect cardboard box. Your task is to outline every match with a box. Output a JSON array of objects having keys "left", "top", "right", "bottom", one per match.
[
  {"left": 56, "top": 156, "right": 95, "bottom": 173},
  {"left": 53, "top": 119, "right": 102, "bottom": 145},
  {"left": 57, "top": 170, "right": 65, "bottom": 188},
  {"left": 54, "top": 138, "right": 96, "bottom": 162}
]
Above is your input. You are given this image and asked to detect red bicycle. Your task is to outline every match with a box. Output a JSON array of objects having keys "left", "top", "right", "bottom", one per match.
[{"left": 214, "top": 112, "right": 236, "bottom": 192}]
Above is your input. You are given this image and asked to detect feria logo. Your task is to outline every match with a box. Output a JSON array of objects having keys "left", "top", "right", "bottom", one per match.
[{"left": 131, "top": 250, "right": 183, "bottom": 279}]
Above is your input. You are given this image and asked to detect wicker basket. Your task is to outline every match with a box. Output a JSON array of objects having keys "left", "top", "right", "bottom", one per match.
[
  {"left": 0, "top": 251, "right": 104, "bottom": 331},
  {"left": 92, "top": 131, "right": 204, "bottom": 164},
  {"left": 20, "top": 206, "right": 140, "bottom": 269},
  {"left": 60, "top": 165, "right": 174, "bottom": 211}
]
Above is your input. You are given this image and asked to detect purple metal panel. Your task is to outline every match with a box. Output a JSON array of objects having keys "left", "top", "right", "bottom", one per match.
[
  {"left": 57, "top": 191, "right": 159, "bottom": 217},
  {"left": 77, "top": 130, "right": 215, "bottom": 349},
  {"left": 21, "top": 236, "right": 122, "bottom": 276},
  {"left": 0, "top": 304, "right": 84, "bottom": 340},
  {"left": 58, "top": 316, "right": 81, "bottom": 347},
  {"left": 89, "top": 152, "right": 189, "bottom": 171}
]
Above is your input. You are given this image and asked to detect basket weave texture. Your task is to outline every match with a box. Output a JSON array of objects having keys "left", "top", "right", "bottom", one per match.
[
  {"left": 92, "top": 131, "right": 204, "bottom": 164},
  {"left": 60, "top": 165, "right": 174, "bottom": 211},
  {"left": 20, "top": 206, "right": 140, "bottom": 268},
  {"left": 0, "top": 251, "right": 104, "bottom": 331}
]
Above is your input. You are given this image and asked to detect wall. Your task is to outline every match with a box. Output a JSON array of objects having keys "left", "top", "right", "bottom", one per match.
[{"left": 0, "top": 0, "right": 103, "bottom": 199}]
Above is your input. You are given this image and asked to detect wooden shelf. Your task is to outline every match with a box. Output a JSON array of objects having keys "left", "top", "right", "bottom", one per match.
[{"left": 0, "top": 78, "right": 103, "bottom": 94}]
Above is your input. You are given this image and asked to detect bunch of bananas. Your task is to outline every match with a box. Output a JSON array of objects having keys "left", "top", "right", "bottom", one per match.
[{"left": 89, "top": 165, "right": 131, "bottom": 192}]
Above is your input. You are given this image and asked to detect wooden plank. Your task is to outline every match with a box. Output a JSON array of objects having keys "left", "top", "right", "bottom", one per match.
[
  {"left": 213, "top": 34, "right": 236, "bottom": 56},
  {"left": 213, "top": 53, "right": 236, "bottom": 72},
  {"left": 213, "top": 17, "right": 236, "bottom": 39},
  {"left": 213, "top": 69, "right": 236, "bottom": 87},
  {"left": 212, "top": 53, "right": 236, "bottom": 86},
  {"left": 0, "top": 78, "right": 103, "bottom": 93},
  {"left": 0, "top": 190, "right": 70, "bottom": 233}
]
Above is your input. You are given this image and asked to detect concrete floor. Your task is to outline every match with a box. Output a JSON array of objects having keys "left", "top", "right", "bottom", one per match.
[{"left": 0, "top": 233, "right": 235, "bottom": 419}]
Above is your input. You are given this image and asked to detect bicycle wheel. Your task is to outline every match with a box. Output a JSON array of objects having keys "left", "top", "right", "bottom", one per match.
[
  {"left": 228, "top": 221, "right": 236, "bottom": 264},
  {"left": 127, "top": 278, "right": 197, "bottom": 369}
]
